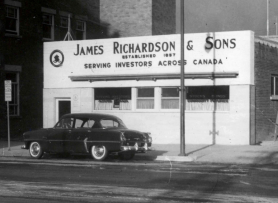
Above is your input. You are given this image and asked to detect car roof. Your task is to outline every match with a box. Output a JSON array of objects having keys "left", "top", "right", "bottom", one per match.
[{"left": 61, "top": 113, "right": 120, "bottom": 120}]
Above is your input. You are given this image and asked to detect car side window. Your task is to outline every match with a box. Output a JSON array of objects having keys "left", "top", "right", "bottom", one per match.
[
  {"left": 83, "top": 119, "right": 95, "bottom": 128},
  {"left": 55, "top": 118, "right": 73, "bottom": 129},
  {"left": 75, "top": 119, "right": 84, "bottom": 128},
  {"left": 100, "top": 119, "right": 119, "bottom": 128}
]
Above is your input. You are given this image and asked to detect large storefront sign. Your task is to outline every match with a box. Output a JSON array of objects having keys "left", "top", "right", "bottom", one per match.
[{"left": 44, "top": 31, "right": 254, "bottom": 88}]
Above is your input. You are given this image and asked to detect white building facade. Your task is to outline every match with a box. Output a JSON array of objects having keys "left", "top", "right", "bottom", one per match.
[{"left": 43, "top": 30, "right": 255, "bottom": 145}]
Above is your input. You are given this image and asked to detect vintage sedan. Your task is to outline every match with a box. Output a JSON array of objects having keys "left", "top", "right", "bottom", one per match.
[{"left": 22, "top": 113, "right": 152, "bottom": 161}]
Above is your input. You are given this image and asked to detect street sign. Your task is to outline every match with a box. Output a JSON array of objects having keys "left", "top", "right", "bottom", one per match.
[
  {"left": 4, "top": 80, "right": 12, "bottom": 151},
  {"left": 5, "top": 80, "right": 12, "bottom": 102}
]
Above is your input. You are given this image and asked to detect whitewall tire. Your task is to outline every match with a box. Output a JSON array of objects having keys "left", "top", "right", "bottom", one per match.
[
  {"left": 29, "top": 142, "right": 44, "bottom": 159},
  {"left": 91, "top": 145, "right": 108, "bottom": 161}
]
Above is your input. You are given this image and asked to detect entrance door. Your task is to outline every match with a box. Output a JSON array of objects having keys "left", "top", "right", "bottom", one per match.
[{"left": 56, "top": 99, "right": 71, "bottom": 122}]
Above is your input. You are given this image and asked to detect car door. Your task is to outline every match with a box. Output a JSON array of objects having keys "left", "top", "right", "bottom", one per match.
[
  {"left": 48, "top": 117, "right": 73, "bottom": 153},
  {"left": 67, "top": 118, "right": 96, "bottom": 153}
]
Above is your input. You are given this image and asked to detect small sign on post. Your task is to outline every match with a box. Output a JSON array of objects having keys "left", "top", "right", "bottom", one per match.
[{"left": 5, "top": 80, "right": 12, "bottom": 151}]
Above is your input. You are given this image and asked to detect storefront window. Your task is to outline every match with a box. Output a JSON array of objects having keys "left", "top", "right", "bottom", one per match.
[
  {"left": 162, "top": 88, "right": 179, "bottom": 109},
  {"left": 137, "top": 88, "right": 154, "bottom": 109},
  {"left": 94, "top": 88, "right": 131, "bottom": 110},
  {"left": 186, "top": 86, "right": 229, "bottom": 111}
]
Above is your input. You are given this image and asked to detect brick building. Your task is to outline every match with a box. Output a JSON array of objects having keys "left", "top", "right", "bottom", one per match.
[
  {"left": 0, "top": 0, "right": 176, "bottom": 140},
  {"left": 254, "top": 37, "right": 278, "bottom": 142}
]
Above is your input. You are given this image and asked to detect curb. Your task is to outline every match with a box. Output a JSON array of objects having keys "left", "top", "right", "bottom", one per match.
[{"left": 155, "top": 155, "right": 195, "bottom": 162}]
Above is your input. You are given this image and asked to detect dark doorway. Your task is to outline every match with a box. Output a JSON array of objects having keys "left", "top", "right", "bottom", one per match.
[{"left": 58, "top": 100, "right": 71, "bottom": 119}]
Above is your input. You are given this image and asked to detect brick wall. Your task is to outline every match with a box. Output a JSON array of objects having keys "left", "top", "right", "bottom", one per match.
[
  {"left": 255, "top": 42, "right": 278, "bottom": 142},
  {"left": 152, "top": 0, "right": 176, "bottom": 35},
  {"left": 100, "top": 0, "right": 152, "bottom": 37},
  {"left": 0, "top": 0, "right": 101, "bottom": 139}
]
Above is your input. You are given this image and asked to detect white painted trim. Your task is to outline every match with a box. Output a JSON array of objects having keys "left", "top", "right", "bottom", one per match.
[
  {"left": 41, "top": 7, "right": 56, "bottom": 15},
  {"left": 55, "top": 98, "right": 71, "bottom": 123},
  {"left": 4, "top": 0, "right": 21, "bottom": 7},
  {"left": 4, "top": 65, "right": 22, "bottom": 72}
]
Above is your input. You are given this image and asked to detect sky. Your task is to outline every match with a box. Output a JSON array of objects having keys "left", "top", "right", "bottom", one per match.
[{"left": 181, "top": 0, "right": 278, "bottom": 36}]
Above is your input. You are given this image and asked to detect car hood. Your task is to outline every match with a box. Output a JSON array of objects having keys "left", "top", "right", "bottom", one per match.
[{"left": 23, "top": 128, "right": 50, "bottom": 139}]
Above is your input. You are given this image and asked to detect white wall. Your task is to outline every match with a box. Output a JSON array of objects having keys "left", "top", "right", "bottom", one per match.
[{"left": 43, "top": 84, "right": 251, "bottom": 145}]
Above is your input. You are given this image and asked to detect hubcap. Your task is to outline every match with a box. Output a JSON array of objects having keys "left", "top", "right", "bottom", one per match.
[
  {"left": 94, "top": 146, "right": 105, "bottom": 157},
  {"left": 31, "top": 143, "right": 40, "bottom": 156}
]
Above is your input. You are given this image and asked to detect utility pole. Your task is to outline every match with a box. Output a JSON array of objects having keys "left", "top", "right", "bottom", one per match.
[
  {"left": 267, "top": 0, "right": 269, "bottom": 36},
  {"left": 179, "top": 0, "right": 186, "bottom": 156},
  {"left": 275, "top": 16, "right": 278, "bottom": 36}
]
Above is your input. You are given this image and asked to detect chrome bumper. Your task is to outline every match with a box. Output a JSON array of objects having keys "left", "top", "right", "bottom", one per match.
[{"left": 120, "top": 143, "right": 152, "bottom": 152}]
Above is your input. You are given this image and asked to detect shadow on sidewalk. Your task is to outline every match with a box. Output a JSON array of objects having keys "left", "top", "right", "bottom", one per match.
[
  {"left": 0, "top": 141, "right": 23, "bottom": 148},
  {"left": 186, "top": 144, "right": 214, "bottom": 155}
]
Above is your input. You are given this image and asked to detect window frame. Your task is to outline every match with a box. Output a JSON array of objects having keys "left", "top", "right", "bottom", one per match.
[
  {"left": 75, "top": 20, "right": 86, "bottom": 40},
  {"left": 60, "top": 16, "right": 68, "bottom": 28},
  {"left": 137, "top": 88, "right": 155, "bottom": 109},
  {"left": 5, "top": 6, "right": 20, "bottom": 36},
  {"left": 185, "top": 86, "right": 230, "bottom": 112},
  {"left": 42, "top": 13, "right": 54, "bottom": 40},
  {"left": 161, "top": 87, "right": 180, "bottom": 109}
]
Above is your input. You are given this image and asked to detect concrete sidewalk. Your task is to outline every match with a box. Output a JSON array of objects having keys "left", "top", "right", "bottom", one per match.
[{"left": 1, "top": 140, "right": 278, "bottom": 164}]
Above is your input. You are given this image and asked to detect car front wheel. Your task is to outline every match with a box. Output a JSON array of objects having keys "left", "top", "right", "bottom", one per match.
[
  {"left": 29, "top": 142, "right": 44, "bottom": 159},
  {"left": 91, "top": 145, "right": 108, "bottom": 161}
]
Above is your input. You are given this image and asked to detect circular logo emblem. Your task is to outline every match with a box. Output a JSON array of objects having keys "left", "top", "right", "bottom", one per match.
[{"left": 50, "top": 50, "right": 64, "bottom": 67}]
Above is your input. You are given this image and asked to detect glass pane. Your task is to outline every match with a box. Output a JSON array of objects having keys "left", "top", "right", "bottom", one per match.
[
  {"left": 76, "top": 30, "right": 84, "bottom": 40},
  {"left": 60, "top": 17, "right": 68, "bottom": 27},
  {"left": 43, "top": 14, "right": 52, "bottom": 25},
  {"left": 43, "top": 24, "right": 52, "bottom": 39},
  {"left": 76, "top": 21, "right": 84, "bottom": 30},
  {"left": 5, "top": 73, "right": 17, "bottom": 82},
  {"left": 74, "top": 119, "right": 84, "bottom": 128},
  {"left": 162, "top": 99, "right": 179, "bottom": 109},
  {"left": 137, "top": 99, "right": 154, "bottom": 109},
  {"left": 100, "top": 119, "right": 119, "bottom": 128},
  {"left": 138, "top": 88, "right": 154, "bottom": 97},
  {"left": 120, "top": 100, "right": 131, "bottom": 110},
  {"left": 275, "top": 77, "right": 278, "bottom": 95},
  {"left": 95, "top": 100, "right": 113, "bottom": 110},
  {"left": 61, "top": 118, "right": 73, "bottom": 129},
  {"left": 162, "top": 88, "right": 179, "bottom": 97},
  {"left": 6, "top": 7, "right": 17, "bottom": 18},
  {"left": 187, "top": 86, "right": 229, "bottom": 100},
  {"left": 271, "top": 76, "right": 274, "bottom": 95},
  {"left": 95, "top": 88, "right": 131, "bottom": 100},
  {"left": 6, "top": 18, "right": 17, "bottom": 32}
]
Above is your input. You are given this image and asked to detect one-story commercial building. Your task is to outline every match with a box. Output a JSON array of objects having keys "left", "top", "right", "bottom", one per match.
[{"left": 43, "top": 30, "right": 278, "bottom": 145}]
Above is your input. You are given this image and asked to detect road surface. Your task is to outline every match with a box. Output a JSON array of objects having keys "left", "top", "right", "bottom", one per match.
[{"left": 0, "top": 156, "right": 278, "bottom": 202}]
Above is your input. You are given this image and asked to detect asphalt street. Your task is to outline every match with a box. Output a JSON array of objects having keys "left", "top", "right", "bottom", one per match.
[{"left": 0, "top": 156, "right": 278, "bottom": 202}]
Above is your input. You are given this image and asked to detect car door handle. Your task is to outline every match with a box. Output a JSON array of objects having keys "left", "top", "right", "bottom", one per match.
[{"left": 68, "top": 130, "right": 72, "bottom": 133}]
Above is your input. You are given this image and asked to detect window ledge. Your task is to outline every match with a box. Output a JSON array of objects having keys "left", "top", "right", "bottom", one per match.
[
  {"left": 270, "top": 95, "right": 278, "bottom": 100},
  {"left": 42, "top": 38, "right": 54, "bottom": 42},
  {"left": 9, "top": 116, "right": 22, "bottom": 119},
  {"left": 5, "top": 34, "right": 22, "bottom": 39}
]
